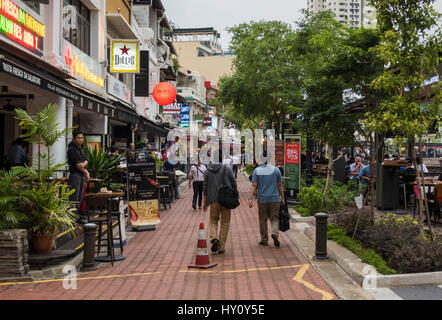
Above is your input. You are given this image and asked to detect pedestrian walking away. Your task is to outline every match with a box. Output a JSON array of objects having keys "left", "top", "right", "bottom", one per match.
[
  {"left": 67, "top": 131, "right": 90, "bottom": 218},
  {"left": 248, "top": 151, "right": 284, "bottom": 247},
  {"left": 203, "top": 154, "right": 238, "bottom": 255},
  {"left": 189, "top": 158, "right": 207, "bottom": 210}
]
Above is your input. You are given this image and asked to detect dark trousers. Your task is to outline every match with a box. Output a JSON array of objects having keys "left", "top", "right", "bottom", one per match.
[
  {"left": 233, "top": 164, "right": 238, "bottom": 179},
  {"left": 68, "top": 173, "right": 85, "bottom": 211},
  {"left": 192, "top": 181, "right": 203, "bottom": 208}
]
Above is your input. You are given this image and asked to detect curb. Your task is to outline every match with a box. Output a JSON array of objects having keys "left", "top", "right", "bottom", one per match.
[{"left": 292, "top": 208, "right": 442, "bottom": 288}]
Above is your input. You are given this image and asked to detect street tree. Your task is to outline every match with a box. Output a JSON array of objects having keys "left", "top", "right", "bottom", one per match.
[{"left": 367, "top": 0, "right": 442, "bottom": 236}]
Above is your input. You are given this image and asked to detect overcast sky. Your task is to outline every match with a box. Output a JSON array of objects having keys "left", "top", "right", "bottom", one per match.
[{"left": 163, "top": 0, "right": 442, "bottom": 51}]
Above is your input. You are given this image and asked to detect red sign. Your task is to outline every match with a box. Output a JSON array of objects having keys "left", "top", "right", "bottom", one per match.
[
  {"left": 0, "top": 0, "right": 45, "bottom": 52},
  {"left": 285, "top": 143, "right": 300, "bottom": 164}
]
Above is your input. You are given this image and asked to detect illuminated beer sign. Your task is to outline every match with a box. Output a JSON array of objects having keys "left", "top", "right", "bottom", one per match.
[{"left": 0, "top": 0, "right": 45, "bottom": 51}]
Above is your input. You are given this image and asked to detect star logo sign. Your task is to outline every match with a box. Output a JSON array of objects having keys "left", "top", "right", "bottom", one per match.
[{"left": 120, "top": 45, "right": 130, "bottom": 55}]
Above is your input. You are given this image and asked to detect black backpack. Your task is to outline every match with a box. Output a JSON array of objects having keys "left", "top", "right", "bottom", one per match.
[
  {"left": 218, "top": 165, "right": 240, "bottom": 210},
  {"left": 279, "top": 204, "right": 290, "bottom": 232}
]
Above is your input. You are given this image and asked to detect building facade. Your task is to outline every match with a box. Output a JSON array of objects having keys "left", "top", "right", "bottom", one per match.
[
  {"left": 306, "top": 0, "right": 376, "bottom": 28},
  {"left": 0, "top": 0, "right": 175, "bottom": 171}
]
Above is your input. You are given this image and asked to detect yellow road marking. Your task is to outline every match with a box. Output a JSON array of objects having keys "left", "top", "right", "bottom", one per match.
[
  {"left": 0, "top": 271, "right": 162, "bottom": 286},
  {"left": 292, "top": 264, "right": 334, "bottom": 300}
]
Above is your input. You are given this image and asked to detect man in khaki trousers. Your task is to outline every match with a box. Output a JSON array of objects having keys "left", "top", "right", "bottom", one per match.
[
  {"left": 248, "top": 156, "right": 284, "bottom": 247},
  {"left": 203, "top": 161, "right": 237, "bottom": 255}
]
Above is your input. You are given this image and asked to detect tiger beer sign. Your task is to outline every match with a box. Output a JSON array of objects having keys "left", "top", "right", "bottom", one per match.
[{"left": 110, "top": 39, "right": 140, "bottom": 73}]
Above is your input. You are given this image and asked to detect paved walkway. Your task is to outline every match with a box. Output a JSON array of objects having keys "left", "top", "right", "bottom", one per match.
[{"left": 0, "top": 174, "right": 337, "bottom": 300}]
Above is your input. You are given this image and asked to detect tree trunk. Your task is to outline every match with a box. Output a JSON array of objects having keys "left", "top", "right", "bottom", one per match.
[
  {"left": 411, "top": 137, "right": 425, "bottom": 236},
  {"left": 323, "top": 145, "right": 333, "bottom": 196},
  {"left": 369, "top": 133, "right": 375, "bottom": 225},
  {"left": 419, "top": 137, "right": 433, "bottom": 242}
]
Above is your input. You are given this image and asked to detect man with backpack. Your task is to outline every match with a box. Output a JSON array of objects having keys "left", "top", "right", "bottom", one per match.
[
  {"left": 248, "top": 151, "right": 284, "bottom": 247},
  {"left": 203, "top": 150, "right": 238, "bottom": 255}
]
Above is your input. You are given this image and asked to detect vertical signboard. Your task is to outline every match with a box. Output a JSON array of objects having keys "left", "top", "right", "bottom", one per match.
[
  {"left": 127, "top": 161, "right": 160, "bottom": 228},
  {"left": 180, "top": 104, "right": 190, "bottom": 128},
  {"left": 135, "top": 50, "right": 149, "bottom": 96},
  {"left": 110, "top": 39, "right": 140, "bottom": 73},
  {"left": 275, "top": 140, "right": 284, "bottom": 167},
  {"left": 284, "top": 135, "right": 301, "bottom": 193}
]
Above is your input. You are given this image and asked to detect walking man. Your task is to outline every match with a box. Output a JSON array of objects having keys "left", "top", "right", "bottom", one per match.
[
  {"left": 248, "top": 152, "right": 284, "bottom": 247},
  {"left": 203, "top": 153, "right": 237, "bottom": 254},
  {"left": 189, "top": 158, "right": 207, "bottom": 210},
  {"left": 67, "top": 131, "right": 90, "bottom": 215}
]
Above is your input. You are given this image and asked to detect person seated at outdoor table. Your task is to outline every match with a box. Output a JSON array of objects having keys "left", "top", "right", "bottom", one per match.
[
  {"left": 410, "top": 157, "right": 429, "bottom": 173},
  {"left": 349, "top": 156, "right": 364, "bottom": 180}
]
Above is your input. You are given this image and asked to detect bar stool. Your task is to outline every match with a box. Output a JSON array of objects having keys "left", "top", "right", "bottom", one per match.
[{"left": 158, "top": 176, "right": 172, "bottom": 210}]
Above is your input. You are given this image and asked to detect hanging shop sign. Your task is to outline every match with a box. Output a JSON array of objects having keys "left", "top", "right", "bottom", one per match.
[
  {"left": 0, "top": 0, "right": 45, "bottom": 53},
  {"left": 179, "top": 104, "right": 190, "bottom": 128},
  {"left": 162, "top": 102, "right": 181, "bottom": 115},
  {"left": 203, "top": 116, "right": 212, "bottom": 128},
  {"left": 63, "top": 40, "right": 105, "bottom": 95},
  {"left": 110, "top": 39, "right": 140, "bottom": 73},
  {"left": 107, "top": 74, "right": 131, "bottom": 105},
  {"left": 135, "top": 50, "right": 149, "bottom": 96},
  {"left": 284, "top": 134, "right": 301, "bottom": 193}
]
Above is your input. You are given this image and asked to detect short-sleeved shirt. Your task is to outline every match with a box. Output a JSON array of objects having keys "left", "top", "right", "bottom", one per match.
[
  {"left": 251, "top": 165, "right": 282, "bottom": 203},
  {"left": 358, "top": 165, "right": 376, "bottom": 187},
  {"left": 67, "top": 142, "right": 87, "bottom": 174},
  {"left": 189, "top": 164, "right": 207, "bottom": 182},
  {"left": 349, "top": 162, "right": 364, "bottom": 180}
]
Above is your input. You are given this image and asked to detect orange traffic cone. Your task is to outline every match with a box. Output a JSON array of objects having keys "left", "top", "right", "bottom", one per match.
[{"left": 188, "top": 223, "right": 217, "bottom": 269}]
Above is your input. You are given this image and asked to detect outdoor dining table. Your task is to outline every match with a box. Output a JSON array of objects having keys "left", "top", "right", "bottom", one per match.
[{"left": 84, "top": 192, "right": 126, "bottom": 265}]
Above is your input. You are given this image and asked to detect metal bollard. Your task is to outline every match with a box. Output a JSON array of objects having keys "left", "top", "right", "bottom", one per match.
[
  {"left": 314, "top": 213, "right": 329, "bottom": 260},
  {"left": 80, "top": 223, "right": 99, "bottom": 271}
]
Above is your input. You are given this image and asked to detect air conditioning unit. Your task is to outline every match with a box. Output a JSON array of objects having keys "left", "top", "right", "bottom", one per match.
[{"left": 188, "top": 75, "right": 195, "bottom": 82}]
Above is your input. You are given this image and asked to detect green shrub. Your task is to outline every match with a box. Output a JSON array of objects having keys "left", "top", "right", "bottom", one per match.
[
  {"left": 245, "top": 164, "right": 254, "bottom": 176},
  {"left": 327, "top": 223, "right": 396, "bottom": 275},
  {"left": 296, "top": 178, "right": 359, "bottom": 216},
  {"left": 334, "top": 212, "right": 442, "bottom": 274},
  {"left": 293, "top": 205, "right": 311, "bottom": 217}
]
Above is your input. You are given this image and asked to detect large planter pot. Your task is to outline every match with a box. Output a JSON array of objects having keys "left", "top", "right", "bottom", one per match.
[{"left": 31, "top": 234, "right": 55, "bottom": 253}]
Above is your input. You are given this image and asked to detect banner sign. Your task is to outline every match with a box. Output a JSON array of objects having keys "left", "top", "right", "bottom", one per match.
[
  {"left": 203, "top": 116, "right": 212, "bottom": 127},
  {"left": 0, "top": 0, "right": 45, "bottom": 54},
  {"left": 284, "top": 134, "right": 301, "bottom": 192},
  {"left": 127, "top": 162, "right": 160, "bottom": 227},
  {"left": 162, "top": 102, "right": 181, "bottom": 114},
  {"left": 0, "top": 58, "right": 80, "bottom": 101},
  {"left": 63, "top": 40, "right": 105, "bottom": 95},
  {"left": 180, "top": 104, "right": 190, "bottom": 128},
  {"left": 107, "top": 74, "right": 131, "bottom": 104},
  {"left": 135, "top": 50, "right": 149, "bottom": 96},
  {"left": 111, "top": 39, "right": 140, "bottom": 73}
]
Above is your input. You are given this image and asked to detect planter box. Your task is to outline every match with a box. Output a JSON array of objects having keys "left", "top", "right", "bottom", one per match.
[{"left": 0, "top": 229, "right": 31, "bottom": 280}]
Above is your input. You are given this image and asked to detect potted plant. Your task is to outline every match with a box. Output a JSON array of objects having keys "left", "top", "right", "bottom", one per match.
[
  {"left": 14, "top": 104, "right": 77, "bottom": 253},
  {"left": 83, "top": 144, "right": 125, "bottom": 192}
]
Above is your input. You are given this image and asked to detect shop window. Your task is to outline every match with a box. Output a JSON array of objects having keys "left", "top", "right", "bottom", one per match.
[
  {"left": 63, "top": 0, "right": 91, "bottom": 55},
  {"left": 22, "top": 1, "right": 40, "bottom": 14}
]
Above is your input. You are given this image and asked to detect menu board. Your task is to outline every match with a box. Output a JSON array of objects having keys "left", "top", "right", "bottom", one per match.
[
  {"left": 284, "top": 135, "right": 301, "bottom": 192},
  {"left": 127, "top": 162, "right": 158, "bottom": 200},
  {"left": 127, "top": 162, "right": 160, "bottom": 227}
]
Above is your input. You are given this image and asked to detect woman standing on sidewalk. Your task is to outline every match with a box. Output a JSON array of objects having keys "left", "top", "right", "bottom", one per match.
[{"left": 189, "top": 158, "right": 207, "bottom": 210}]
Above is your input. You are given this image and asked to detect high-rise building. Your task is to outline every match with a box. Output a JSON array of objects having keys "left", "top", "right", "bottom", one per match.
[{"left": 306, "top": 0, "right": 376, "bottom": 29}]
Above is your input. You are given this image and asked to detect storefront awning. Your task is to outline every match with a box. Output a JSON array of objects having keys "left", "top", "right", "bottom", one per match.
[
  {"left": 140, "top": 116, "right": 169, "bottom": 135},
  {"left": 0, "top": 50, "right": 81, "bottom": 102},
  {"left": 116, "top": 103, "right": 139, "bottom": 124}
]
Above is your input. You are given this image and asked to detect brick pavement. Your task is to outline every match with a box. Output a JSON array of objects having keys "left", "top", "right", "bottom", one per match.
[{"left": 0, "top": 174, "right": 337, "bottom": 300}]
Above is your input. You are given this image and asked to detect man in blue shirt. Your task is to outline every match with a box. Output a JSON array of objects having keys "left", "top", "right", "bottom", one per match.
[
  {"left": 248, "top": 152, "right": 284, "bottom": 247},
  {"left": 358, "top": 159, "right": 377, "bottom": 198}
]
